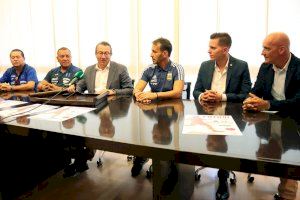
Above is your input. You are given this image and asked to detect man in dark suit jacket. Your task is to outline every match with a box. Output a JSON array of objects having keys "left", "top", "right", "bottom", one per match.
[
  {"left": 193, "top": 32, "right": 251, "bottom": 200},
  {"left": 70, "top": 41, "right": 133, "bottom": 95},
  {"left": 243, "top": 44, "right": 300, "bottom": 112},
  {"left": 193, "top": 33, "right": 251, "bottom": 103},
  {"left": 243, "top": 32, "right": 300, "bottom": 200}
]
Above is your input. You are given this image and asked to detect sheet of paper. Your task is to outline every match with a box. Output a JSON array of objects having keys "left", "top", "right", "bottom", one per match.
[
  {"left": 0, "top": 99, "right": 27, "bottom": 109},
  {"left": 0, "top": 104, "right": 59, "bottom": 122},
  {"left": 30, "top": 106, "right": 96, "bottom": 122},
  {"left": 182, "top": 115, "right": 242, "bottom": 135}
]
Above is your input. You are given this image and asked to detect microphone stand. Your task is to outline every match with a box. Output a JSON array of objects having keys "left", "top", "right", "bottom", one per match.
[
  {"left": 65, "top": 92, "right": 76, "bottom": 99},
  {"left": 0, "top": 87, "right": 66, "bottom": 123},
  {"left": 0, "top": 71, "right": 84, "bottom": 123}
]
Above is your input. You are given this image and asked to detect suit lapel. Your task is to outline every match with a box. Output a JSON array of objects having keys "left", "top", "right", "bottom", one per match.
[
  {"left": 90, "top": 66, "right": 96, "bottom": 92},
  {"left": 285, "top": 54, "right": 295, "bottom": 92},
  {"left": 206, "top": 62, "right": 215, "bottom": 89},
  {"left": 266, "top": 65, "right": 274, "bottom": 94},
  {"left": 226, "top": 56, "right": 234, "bottom": 90},
  {"left": 106, "top": 62, "right": 116, "bottom": 89}
]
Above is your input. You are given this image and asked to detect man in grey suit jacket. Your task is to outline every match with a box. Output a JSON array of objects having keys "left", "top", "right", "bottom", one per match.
[
  {"left": 72, "top": 41, "right": 133, "bottom": 95},
  {"left": 193, "top": 33, "right": 251, "bottom": 103},
  {"left": 192, "top": 33, "right": 251, "bottom": 200}
]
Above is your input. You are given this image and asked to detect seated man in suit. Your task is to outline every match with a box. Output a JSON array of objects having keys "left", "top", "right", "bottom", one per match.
[
  {"left": 193, "top": 32, "right": 251, "bottom": 200},
  {"left": 0, "top": 49, "right": 38, "bottom": 91},
  {"left": 243, "top": 32, "right": 300, "bottom": 200},
  {"left": 132, "top": 37, "right": 184, "bottom": 177},
  {"left": 37, "top": 47, "right": 81, "bottom": 91},
  {"left": 193, "top": 32, "right": 251, "bottom": 103},
  {"left": 69, "top": 41, "right": 133, "bottom": 95}
]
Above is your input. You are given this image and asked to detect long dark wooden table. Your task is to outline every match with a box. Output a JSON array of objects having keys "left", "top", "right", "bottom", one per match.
[{"left": 1, "top": 93, "right": 300, "bottom": 199}]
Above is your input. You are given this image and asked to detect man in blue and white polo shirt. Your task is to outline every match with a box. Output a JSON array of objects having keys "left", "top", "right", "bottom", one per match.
[
  {"left": 132, "top": 37, "right": 185, "bottom": 177},
  {"left": 134, "top": 37, "right": 184, "bottom": 103},
  {"left": 0, "top": 49, "right": 38, "bottom": 91},
  {"left": 38, "top": 47, "right": 81, "bottom": 91}
]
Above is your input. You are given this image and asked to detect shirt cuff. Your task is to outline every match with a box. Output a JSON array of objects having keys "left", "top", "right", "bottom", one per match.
[
  {"left": 221, "top": 94, "right": 227, "bottom": 101},
  {"left": 198, "top": 93, "right": 203, "bottom": 101}
]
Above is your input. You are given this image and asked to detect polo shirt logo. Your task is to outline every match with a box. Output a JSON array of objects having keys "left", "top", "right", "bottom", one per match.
[
  {"left": 63, "top": 77, "right": 71, "bottom": 85},
  {"left": 150, "top": 75, "right": 158, "bottom": 86},
  {"left": 167, "top": 72, "right": 172, "bottom": 81},
  {"left": 51, "top": 77, "right": 59, "bottom": 84}
]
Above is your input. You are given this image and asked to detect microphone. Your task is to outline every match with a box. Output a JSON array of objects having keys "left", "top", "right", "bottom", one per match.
[{"left": 66, "top": 70, "right": 84, "bottom": 86}]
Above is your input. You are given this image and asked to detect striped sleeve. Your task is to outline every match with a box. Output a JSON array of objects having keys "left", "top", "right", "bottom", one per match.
[{"left": 172, "top": 62, "right": 184, "bottom": 81}]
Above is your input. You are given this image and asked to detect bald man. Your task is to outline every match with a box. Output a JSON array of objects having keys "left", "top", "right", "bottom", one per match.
[
  {"left": 243, "top": 32, "right": 300, "bottom": 200},
  {"left": 243, "top": 32, "right": 300, "bottom": 113}
]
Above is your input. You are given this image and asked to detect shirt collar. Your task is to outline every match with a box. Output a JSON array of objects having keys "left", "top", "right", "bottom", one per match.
[
  {"left": 214, "top": 58, "right": 229, "bottom": 72},
  {"left": 12, "top": 63, "right": 27, "bottom": 74},
  {"left": 60, "top": 64, "right": 73, "bottom": 73},
  {"left": 96, "top": 62, "right": 110, "bottom": 71},
  {"left": 273, "top": 53, "right": 291, "bottom": 72},
  {"left": 157, "top": 61, "right": 172, "bottom": 72}
]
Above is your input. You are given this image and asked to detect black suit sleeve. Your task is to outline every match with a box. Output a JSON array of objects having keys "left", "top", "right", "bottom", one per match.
[
  {"left": 114, "top": 66, "right": 133, "bottom": 95},
  {"left": 193, "top": 63, "right": 206, "bottom": 100}
]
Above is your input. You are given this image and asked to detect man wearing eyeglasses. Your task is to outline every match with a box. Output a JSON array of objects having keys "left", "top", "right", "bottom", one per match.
[
  {"left": 0, "top": 49, "right": 38, "bottom": 91},
  {"left": 70, "top": 41, "right": 133, "bottom": 95},
  {"left": 37, "top": 47, "right": 81, "bottom": 91}
]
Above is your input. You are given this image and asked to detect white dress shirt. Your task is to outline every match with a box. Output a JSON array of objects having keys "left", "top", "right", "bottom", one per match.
[
  {"left": 271, "top": 53, "right": 291, "bottom": 101},
  {"left": 94, "top": 62, "right": 110, "bottom": 93},
  {"left": 198, "top": 59, "right": 229, "bottom": 102}
]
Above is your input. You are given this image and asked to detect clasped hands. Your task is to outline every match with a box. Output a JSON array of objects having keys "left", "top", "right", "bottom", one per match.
[
  {"left": 134, "top": 91, "right": 157, "bottom": 104},
  {"left": 242, "top": 93, "right": 270, "bottom": 112},
  {"left": 0, "top": 83, "right": 13, "bottom": 91},
  {"left": 200, "top": 90, "right": 222, "bottom": 102},
  {"left": 41, "top": 82, "right": 62, "bottom": 91}
]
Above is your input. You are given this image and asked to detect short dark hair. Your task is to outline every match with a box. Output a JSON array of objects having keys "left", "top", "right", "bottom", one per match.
[
  {"left": 10, "top": 49, "right": 25, "bottom": 58},
  {"left": 57, "top": 47, "right": 71, "bottom": 54},
  {"left": 210, "top": 32, "right": 232, "bottom": 47},
  {"left": 95, "top": 41, "right": 112, "bottom": 54},
  {"left": 153, "top": 37, "right": 172, "bottom": 56}
]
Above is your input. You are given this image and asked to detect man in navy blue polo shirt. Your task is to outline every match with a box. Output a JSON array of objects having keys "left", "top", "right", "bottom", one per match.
[
  {"left": 0, "top": 49, "right": 38, "bottom": 91},
  {"left": 131, "top": 38, "right": 184, "bottom": 178},
  {"left": 38, "top": 47, "right": 81, "bottom": 91},
  {"left": 134, "top": 37, "right": 184, "bottom": 103}
]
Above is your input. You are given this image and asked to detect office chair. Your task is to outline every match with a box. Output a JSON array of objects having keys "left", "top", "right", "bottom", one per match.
[
  {"left": 195, "top": 169, "right": 254, "bottom": 183},
  {"left": 96, "top": 151, "right": 105, "bottom": 167},
  {"left": 145, "top": 82, "right": 192, "bottom": 178},
  {"left": 194, "top": 168, "right": 255, "bottom": 185},
  {"left": 182, "top": 81, "right": 191, "bottom": 100}
]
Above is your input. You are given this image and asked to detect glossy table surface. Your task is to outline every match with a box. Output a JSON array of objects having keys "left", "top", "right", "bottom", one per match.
[{"left": 1, "top": 93, "right": 300, "bottom": 180}]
